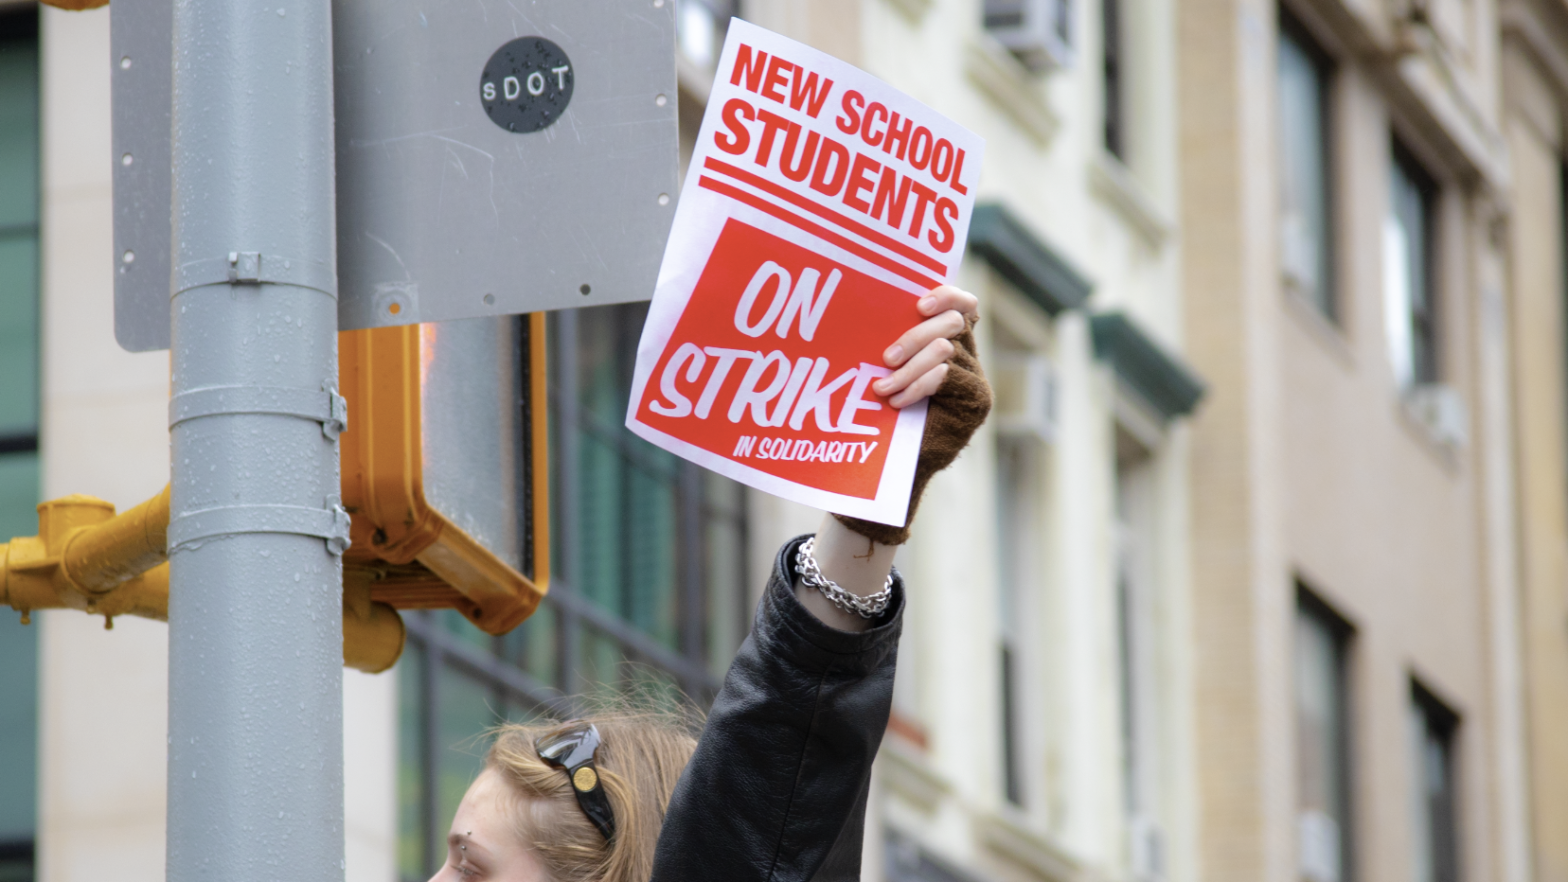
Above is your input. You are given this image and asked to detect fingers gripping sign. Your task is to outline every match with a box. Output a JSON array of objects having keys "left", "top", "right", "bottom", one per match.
[{"left": 626, "top": 20, "right": 983, "bottom": 527}]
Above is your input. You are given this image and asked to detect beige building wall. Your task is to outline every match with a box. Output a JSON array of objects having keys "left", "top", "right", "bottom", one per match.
[
  {"left": 1500, "top": 6, "right": 1568, "bottom": 880},
  {"left": 844, "top": 2, "right": 1201, "bottom": 881},
  {"left": 1180, "top": 1, "right": 1531, "bottom": 882},
  {"left": 32, "top": 7, "right": 395, "bottom": 882}
]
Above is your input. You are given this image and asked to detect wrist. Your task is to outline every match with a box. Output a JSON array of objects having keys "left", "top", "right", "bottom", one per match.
[
  {"left": 812, "top": 515, "right": 897, "bottom": 597},
  {"left": 790, "top": 516, "right": 898, "bottom": 633}
]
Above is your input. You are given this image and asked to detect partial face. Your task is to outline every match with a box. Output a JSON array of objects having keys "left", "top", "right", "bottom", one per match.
[{"left": 427, "top": 768, "right": 550, "bottom": 882}]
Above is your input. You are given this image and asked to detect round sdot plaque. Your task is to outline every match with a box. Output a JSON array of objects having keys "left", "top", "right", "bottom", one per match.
[{"left": 480, "top": 37, "right": 574, "bottom": 133}]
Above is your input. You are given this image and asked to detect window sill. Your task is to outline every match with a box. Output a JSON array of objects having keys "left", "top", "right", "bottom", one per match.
[
  {"left": 974, "top": 808, "right": 1080, "bottom": 882},
  {"left": 964, "top": 36, "right": 1059, "bottom": 147},
  {"left": 879, "top": 0, "right": 933, "bottom": 23},
  {"left": 1281, "top": 283, "right": 1354, "bottom": 372},
  {"left": 1395, "top": 383, "right": 1467, "bottom": 472},
  {"left": 881, "top": 741, "right": 952, "bottom": 814},
  {"left": 1088, "top": 155, "right": 1173, "bottom": 251}
]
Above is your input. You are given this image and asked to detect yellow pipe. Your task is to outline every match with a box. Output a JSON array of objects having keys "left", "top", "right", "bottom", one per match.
[
  {"left": 1, "top": 489, "right": 405, "bottom": 672},
  {"left": 59, "top": 485, "right": 170, "bottom": 594}
]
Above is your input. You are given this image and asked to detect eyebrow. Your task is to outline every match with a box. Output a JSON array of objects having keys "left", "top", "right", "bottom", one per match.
[{"left": 447, "top": 832, "right": 490, "bottom": 857}]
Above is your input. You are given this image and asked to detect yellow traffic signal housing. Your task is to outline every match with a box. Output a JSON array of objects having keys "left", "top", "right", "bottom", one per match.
[
  {"left": 2, "top": 315, "right": 550, "bottom": 670},
  {"left": 339, "top": 315, "right": 550, "bottom": 635}
]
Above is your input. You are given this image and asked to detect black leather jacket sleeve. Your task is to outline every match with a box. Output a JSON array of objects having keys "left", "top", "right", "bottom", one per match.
[{"left": 649, "top": 534, "right": 904, "bottom": 882}]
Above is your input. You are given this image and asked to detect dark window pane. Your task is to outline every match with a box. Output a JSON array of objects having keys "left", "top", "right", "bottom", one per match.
[
  {"left": 996, "top": 436, "right": 1030, "bottom": 807},
  {"left": 0, "top": 603, "right": 37, "bottom": 844},
  {"left": 0, "top": 12, "right": 38, "bottom": 232},
  {"left": 1295, "top": 592, "right": 1352, "bottom": 882},
  {"left": 0, "top": 12, "right": 38, "bottom": 881},
  {"left": 1277, "top": 16, "right": 1336, "bottom": 319},
  {"left": 0, "top": 843, "right": 32, "bottom": 882},
  {"left": 1388, "top": 145, "right": 1438, "bottom": 386},
  {"left": 1410, "top": 683, "right": 1460, "bottom": 882},
  {"left": 0, "top": 7, "right": 39, "bottom": 445},
  {"left": 1102, "top": 0, "right": 1123, "bottom": 158}
]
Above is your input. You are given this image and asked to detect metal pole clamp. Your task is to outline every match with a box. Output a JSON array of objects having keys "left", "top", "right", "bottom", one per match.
[
  {"left": 168, "top": 498, "right": 353, "bottom": 556},
  {"left": 173, "top": 251, "right": 337, "bottom": 299},
  {"left": 170, "top": 385, "right": 348, "bottom": 439}
]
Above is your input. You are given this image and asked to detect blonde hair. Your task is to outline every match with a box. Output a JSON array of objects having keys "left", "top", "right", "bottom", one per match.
[{"left": 485, "top": 711, "right": 699, "bottom": 882}]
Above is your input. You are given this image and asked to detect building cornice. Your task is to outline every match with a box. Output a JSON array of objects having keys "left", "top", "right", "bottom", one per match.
[
  {"left": 1090, "top": 311, "right": 1206, "bottom": 421},
  {"left": 969, "top": 203, "right": 1092, "bottom": 317}
]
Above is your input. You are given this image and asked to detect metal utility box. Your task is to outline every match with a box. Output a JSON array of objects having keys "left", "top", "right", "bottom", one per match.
[
  {"left": 113, "top": 0, "right": 679, "bottom": 351},
  {"left": 331, "top": 1, "right": 680, "bottom": 329}
]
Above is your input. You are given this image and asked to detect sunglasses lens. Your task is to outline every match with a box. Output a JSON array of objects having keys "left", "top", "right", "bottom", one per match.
[{"left": 535, "top": 722, "right": 601, "bottom": 769}]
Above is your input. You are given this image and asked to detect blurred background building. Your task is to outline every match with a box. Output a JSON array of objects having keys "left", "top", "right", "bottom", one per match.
[{"left": 2, "top": 1, "right": 1567, "bottom": 882}]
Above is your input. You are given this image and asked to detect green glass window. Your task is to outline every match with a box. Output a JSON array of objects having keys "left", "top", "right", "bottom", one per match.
[
  {"left": 0, "top": 8, "right": 40, "bottom": 882},
  {"left": 395, "top": 304, "right": 752, "bottom": 881}
]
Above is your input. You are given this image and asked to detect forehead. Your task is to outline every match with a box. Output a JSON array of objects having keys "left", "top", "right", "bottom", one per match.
[{"left": 452, "top": 768, "right": 516, "bottom": 832}]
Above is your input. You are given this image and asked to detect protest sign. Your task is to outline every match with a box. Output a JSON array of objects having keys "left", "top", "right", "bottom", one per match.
[{"left": 626, "top": 19, "right": 983, "bottom": 525}]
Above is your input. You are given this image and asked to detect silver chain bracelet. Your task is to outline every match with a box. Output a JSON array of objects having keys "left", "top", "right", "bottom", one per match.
[{"left": 794, "top": 536, "right": 895, "bottom": 619}]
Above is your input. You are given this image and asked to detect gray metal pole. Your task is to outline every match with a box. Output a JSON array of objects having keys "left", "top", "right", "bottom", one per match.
[{"left": 166, "top": 0, "right": 345, "bottom": 880}]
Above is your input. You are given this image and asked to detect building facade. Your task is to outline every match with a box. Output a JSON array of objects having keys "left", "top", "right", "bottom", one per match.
[
  {"left": 1178, "top": 1, "right": 1534, "bottom": 882},
  {"left": 5, "top": 2, "right": 1562, "bottom": 882}
]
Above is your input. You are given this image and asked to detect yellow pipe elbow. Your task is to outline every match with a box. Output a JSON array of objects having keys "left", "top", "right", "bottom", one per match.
[
  {"left": 343, "top": 600, "right": 406, "bottom": 673},
  {"left": 59, "top": 486, "right": 170, "bottom": 595}
]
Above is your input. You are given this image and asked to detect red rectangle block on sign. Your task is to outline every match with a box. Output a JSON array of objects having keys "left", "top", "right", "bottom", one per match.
[{"left": 635, "top": 219, "right": 921, "bottom": 500}]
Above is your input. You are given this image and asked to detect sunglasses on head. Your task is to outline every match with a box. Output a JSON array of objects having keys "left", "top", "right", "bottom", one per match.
[{"left": 535, "top": 721, "right": 616, "bottom": 842}]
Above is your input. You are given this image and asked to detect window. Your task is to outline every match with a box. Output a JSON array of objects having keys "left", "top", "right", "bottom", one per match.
[
  {"left": 1277, "top": 13, "right": 1336, "bottom": 319},
  {"left": 1102, "top": 0, "right": 1124, "bottom": 159},
  {"left": 0, "top": 9, "right": 39, "bottom": 882},
  {"left": 1115, "top": 433, "right": 1163, "bottom": 881},
  {"left": 1409, "top": 682, "right": 1460, "bottom": 882},
  {"left": 1295, "top": 590, "right": 1353, "bottom": 882},
  {"left": 396, "top": 303, "right": 752, "bottom": 881},
  {"left": 1385, "top": 143, "right": 1439, "bottom": 387},
  {"left": 995, "top": 435, "right": 1033, "bottom": 806}
]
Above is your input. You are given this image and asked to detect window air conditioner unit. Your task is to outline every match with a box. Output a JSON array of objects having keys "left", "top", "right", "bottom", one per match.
[
  {"left": 1280, "top": 212, "right": 1318, "bottom": 294},
  {"left": 1129, "top": 814, "right": 1165, "bottom": 882},
  {"left": 994, "top": 353, "right": 1058, "bottom": 442},
  {"left": 984, "top": 0, "right": 1074, "bottom": 72},
  {"left": 1298, "top": 809, "right": 1342, "bottom": 882},
  {"left": 1405, "top": 383, "right": 1468, "bottom": 449}
]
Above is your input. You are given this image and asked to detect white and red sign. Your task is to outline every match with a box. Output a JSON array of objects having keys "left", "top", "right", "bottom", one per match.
[{"left": 626, "top": 19, "right": 983, "bottom": 525}]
